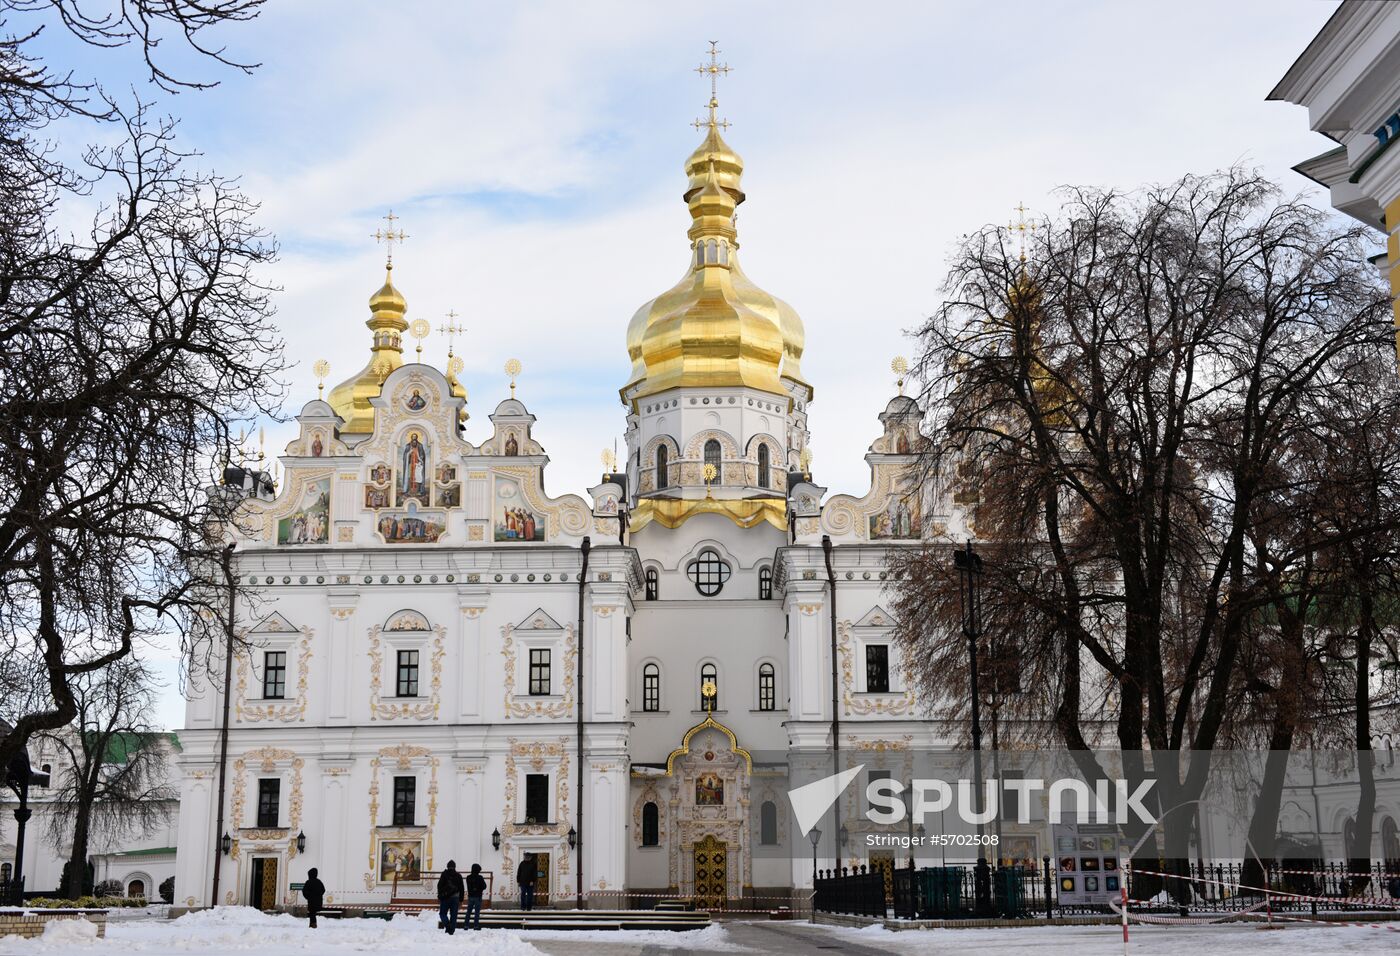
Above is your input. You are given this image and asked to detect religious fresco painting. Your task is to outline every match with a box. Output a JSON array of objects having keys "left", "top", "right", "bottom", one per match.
[
  {"left": 437, "top": 464, "right": 457, "bottom": 483},
  {"left": 378, "top": 840, "right": 422, "bottom": 883},
  {"left": 405, "top": 388, "right": 428, "bottom": 411},
  {"left": 435, "top": 483, "right": 461, "bottom": 508},
  {"left": 494, "top": 478, "right": 545, "bottom": 541},
  {"left": 364, "top": 485, "right": 390, "bottom": 509},
  {"left": 695, "top": 772, "right": 724, "bottom": 806},
  {"left": 277, "top": 478, "right": 330, "bottom": 545},
  {"left": 369, "top": 463, "right": 391, "bottom": 484},
  {"left": 869, "top": 491, "right": 921, "bottom": 539},
  {"left": 397, "top": 431, "right": 430, "bottom": 504},
  {"left": 377, "top": 502, "right": 447, "bottom": 544},
  {"left": 311, "top": 432, "right": 324, "bottom": 457}
]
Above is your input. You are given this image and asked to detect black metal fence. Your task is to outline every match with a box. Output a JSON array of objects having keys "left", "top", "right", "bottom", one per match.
[{"left": 815, "top": 859, "right": 1400, "bottom": 920}]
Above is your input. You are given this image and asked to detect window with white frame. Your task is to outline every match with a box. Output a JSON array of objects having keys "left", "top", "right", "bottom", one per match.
[
  {"left": 758, "top": 662, "right": 776, "bottom": 711},
  {"left": 263, "top": 650, "right": 286, "bottom": 700},
  {"left": 700, "top": 662, "right": 718, "bottom": 711},
  {"left": 529, "top": 648, "right": 551, "bottom": 696},
  {"left": 865, "top": 644, "right": 890, "bottom": 693},
  {"left": 396, "top": 649, "right": 419, "bottom": 697}
]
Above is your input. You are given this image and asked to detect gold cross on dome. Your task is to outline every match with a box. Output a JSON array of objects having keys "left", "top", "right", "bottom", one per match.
[
  {"left": 372, "top": 209, "right": 409, "bottom": 267},
  {"left": 692, "top": 40, "right": 732, "bottom": 132},
  {"left": 1008, "top": 202, "right": 1035, "bottom": 263}
]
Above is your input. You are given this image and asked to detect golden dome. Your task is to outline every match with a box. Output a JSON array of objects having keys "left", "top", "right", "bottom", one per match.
[
  {"left": 326, "top": 264, "right": 409, "bottom": 433},
  {"left": 623, "top": 112, "right": 809, "bottom": 403}
]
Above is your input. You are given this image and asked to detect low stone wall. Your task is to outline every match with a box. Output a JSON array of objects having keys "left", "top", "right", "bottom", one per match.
[{"left": 0, "top": 908, "right": 108, "bottom": 939}]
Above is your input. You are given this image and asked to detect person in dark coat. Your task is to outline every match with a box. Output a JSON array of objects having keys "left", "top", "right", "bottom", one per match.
[
  {"left": 437, "top": 860, "right": 466, "bottom": 934},
  {"left": 301, "top": 868, "right": 326, "bottom": 929},
  {"left": 516, "top": 854, "right": 535, "bottom": 911},
  {"left": 464, "top": 863, "right": 487, "bottom": 930}
]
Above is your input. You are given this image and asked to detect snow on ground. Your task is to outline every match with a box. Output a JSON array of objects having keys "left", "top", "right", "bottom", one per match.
[
  {"left": 520, "top": 922, "right": 743, "bottom": 949},
  {"left": 823, "top": 919, "right": 1400, "bottom": 955},
  {"left": 0, "top": 908, "right": 543, "bottom": 955}
]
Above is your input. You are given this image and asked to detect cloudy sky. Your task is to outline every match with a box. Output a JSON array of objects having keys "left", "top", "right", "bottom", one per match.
[{"left": 38, "top": 1, "right": 1342, "bottom": 727}]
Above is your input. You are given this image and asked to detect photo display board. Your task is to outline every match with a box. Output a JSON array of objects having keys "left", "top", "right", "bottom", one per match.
[{"left": 1052, "top": 822, "right": 1127, "bottom": 905}]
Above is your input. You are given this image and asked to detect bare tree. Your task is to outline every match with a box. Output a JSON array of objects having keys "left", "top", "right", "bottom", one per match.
[
  {"left": 0, "top": 1, "right": 283, "bottom": 777},
  {"left": 37, "top": 659, "right": 176, "bottom": 899},
  {"left": 888, "top": 169, "right": 1394, "bottom": 898}
]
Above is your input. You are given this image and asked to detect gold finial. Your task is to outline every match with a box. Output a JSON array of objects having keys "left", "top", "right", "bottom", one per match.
[
  {"left": 799, "top": 446, "right": 812, "bottom": 480},
  {"left": 440, "top": 309, "right": 464, "bottom": 357},
  {"left": 601, "top": 448, "right": 617, "bottom": 480},
  {"left": 447, "top": 355, "right": 465, "bottom": 378},
  {"left": 313, "top": 359, "right": 331, "bottom": 398},
  {"left": 372, "top": 209, "right": 409, "bottom": 268},
  {"left": 372, "top": 357, "right": 392, "bottom": 384},
  {"left": 409, "top": 318, "right": 431, "bottom": 359},
  {"left": 692, "top": 40, "right": 732, "bottom": 132},
  {"left": 1008, "top": 202, "right": 1035, "bottom": 263},
  {"left": 701, "top": 679, "right": 717, "bottom": 701},
  {"left": 891, "top": 355, "right": 909, "bottom": 396},
  {"left": 504, "top": 358, "right": 522, "bottom": 397},
  {"left": 702, "top": 461, "right": 718, "bottom": 497}
]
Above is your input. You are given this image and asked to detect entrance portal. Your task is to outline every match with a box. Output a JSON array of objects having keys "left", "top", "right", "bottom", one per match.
[
  {"left": 692, "top": 835, "right": 727, "bottom": 910},
  {"left": 531, "top": 851, "right": 551, "bottom": 907},
  {"left": 250, "top": 857, "right": 279, "bottom": 910}
]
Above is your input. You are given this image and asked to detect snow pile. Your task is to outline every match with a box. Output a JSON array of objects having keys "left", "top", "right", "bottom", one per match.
[
  {"left": 42, "top": 917, "right": 99, "bottom": 943},
  {"left": 2, "top": 905, "right": 544, "bottom": 954}
]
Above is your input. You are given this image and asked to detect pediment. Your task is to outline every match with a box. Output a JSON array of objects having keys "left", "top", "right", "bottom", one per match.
[
  {"left": 515, "top": 608, "right": 564, "bottom": 631},
  {"left": 853, "top": 606, "right": 895, "bottom": 629},
  {"left": 251, "top": 612, "right": 298, "bottom": 633}
]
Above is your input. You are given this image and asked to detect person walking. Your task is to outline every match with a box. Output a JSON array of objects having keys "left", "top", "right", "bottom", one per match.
[
  {"left": 516, "top": 853, "right": 535, "bottom": 911},
  {"left": 437, "top": 860, "right": 466, "bottom": 934},
  {"left": 301, "top": 868, "right": 326, "bottom": 929},
  {"left": 464, "top": 863, "right": 487, "bottom": 930}
]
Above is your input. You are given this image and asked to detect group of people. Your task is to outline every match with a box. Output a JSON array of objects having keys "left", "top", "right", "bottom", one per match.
[{"left": 296, "top": 855, "right": 540, "bottom": 933}]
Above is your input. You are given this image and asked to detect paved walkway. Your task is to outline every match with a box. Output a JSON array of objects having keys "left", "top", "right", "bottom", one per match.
[{"left": 530, "top": 920, "right": 894, "bottom": 956}]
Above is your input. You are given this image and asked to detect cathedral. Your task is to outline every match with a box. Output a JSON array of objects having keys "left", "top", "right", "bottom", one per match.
[{"left": 171, "top": 57, "right": 967, "bottom": 911}]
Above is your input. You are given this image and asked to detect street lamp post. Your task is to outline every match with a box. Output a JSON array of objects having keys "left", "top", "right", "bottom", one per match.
[
  {"left": 4, "top": 745, "right": 50, "bottom": 906},
  {"left": 809, "top": 828, "right": 822, "bottom": 924},
  {"left": 954, "top": 540, "right": 992, "bottom": 915}
]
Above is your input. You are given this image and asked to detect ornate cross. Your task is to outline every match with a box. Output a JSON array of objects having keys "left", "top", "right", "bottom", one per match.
[
  {"left": 1008, "top": 202, "right": 1035, "bottom": 263},
  {"left": 372, "top": 209, "right": 409, "bottom": 267},
  {"left": 692, "top": 40, "right": 732, "bottom": 132},
  {"left": 439, "top": 309, "right": 465, "bottom": 357}
]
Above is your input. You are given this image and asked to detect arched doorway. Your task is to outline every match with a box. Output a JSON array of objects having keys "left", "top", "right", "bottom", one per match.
[{"left": 126, "top": 878, "right": 145, "bottom": 899}]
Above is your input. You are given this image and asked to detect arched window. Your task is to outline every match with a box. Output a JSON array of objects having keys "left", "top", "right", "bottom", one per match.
[
  {"left": 687, "top": 548, "right": 731, "bottom": 596},
  {"left": 644, "top": 568, "right": 659, "bottom": 601},
  {"left": 655, "top": 445, "right": 669, "bottom": 490},
  {"left": 127, "top": 879, "right": 145, "bottom": 899},
  {"left": 758, "top": 662, "right": 776, "bottom": 711},
  {"left": 704, "top": 439, "right": 722, "bottom": 484},
  {"left": 758, "top": 566, "right": 773, "bottom": 600},
  {"left": 643, "top": 663, "right": 660, "bottom": 712},
  {"left": 1383, "top": 817, "right": 1400, "bottom": 863},
  {"left": 642, "top": 801, "right": 660, "bottom": 846},
  {"left": 757, "top": 444, "right": 771, "bottom": 488},
  {"left": 700, "top": 662, "right": 718, "bottom": 711},
  {"left": 760, "top": 800, "right": 779, "bottom": 845}
]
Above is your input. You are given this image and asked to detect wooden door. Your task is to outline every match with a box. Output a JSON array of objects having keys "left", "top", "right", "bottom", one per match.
[
  {"left": 869, "top": 853, "right": 895, "bottom": 904},
  {"left": 692, "top": 835, "right": 727, "bottom": 910},
  {"left": 533, "top": 852, "right": 550, "bottom": 906},
  {"left": 250, "top": 857, "right": 278, "bottom": 910}
]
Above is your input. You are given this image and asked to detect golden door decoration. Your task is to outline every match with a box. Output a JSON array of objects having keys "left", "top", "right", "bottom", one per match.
[
  {"left": 869, "top": 853, "right": 895, "bottom": 904},
  {"left": 692, "top": 835, "right": 727, "bottom": 910}
]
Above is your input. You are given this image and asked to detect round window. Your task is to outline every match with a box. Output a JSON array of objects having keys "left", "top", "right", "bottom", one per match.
[{"left": 687, "top": 548, "right": 732, "bottom": 596}]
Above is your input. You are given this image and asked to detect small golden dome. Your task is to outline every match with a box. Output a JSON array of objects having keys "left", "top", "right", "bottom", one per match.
[
  {"left": 326, "top": 264, "right": 410, "bottom": 433},
  {"left": 624, "top": 116, "right": 809, "bottom": 402}
]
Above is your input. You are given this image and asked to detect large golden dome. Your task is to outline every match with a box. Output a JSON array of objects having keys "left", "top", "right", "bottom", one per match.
[
  {"left": 326, "top": 264, "right": 409, "bottom": 433},
  {"left": 623, "top": 105, "right": 809, "bottom": 403}
]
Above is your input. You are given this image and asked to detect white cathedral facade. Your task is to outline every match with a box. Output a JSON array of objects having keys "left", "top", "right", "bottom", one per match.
[{"left": 170, "top": 94, "right": 971, "bottom": 912}]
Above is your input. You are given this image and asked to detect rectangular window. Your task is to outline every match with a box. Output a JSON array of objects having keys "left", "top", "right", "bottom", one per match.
[
  {"left": 529, "top": 648, "right": 551, "bottom": 696},
  {"left": 263, "top": 651, "right": 286, "bottom": 700},
  {"left": 867, "top": 769, "right": 893, "bottom": 813},
  {"left": 256, "top": 778, "right": 280, "bottom": 828},
  {"left": 866, "top": 644, "right": 890, "bottom": 693},
  {"left": 396, "top": 649, "right": 419, "bottom": 698},
  {"left": 524, "top": 773, "right": 550, "bottom": 823},
  {"left": 392, "top": 776, "right": 416, "bottom": 826}
]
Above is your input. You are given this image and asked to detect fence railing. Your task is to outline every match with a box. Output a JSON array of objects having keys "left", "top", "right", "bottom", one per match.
[{"left": 815, "top": 858, "right": 1400, "bottom": 919}]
